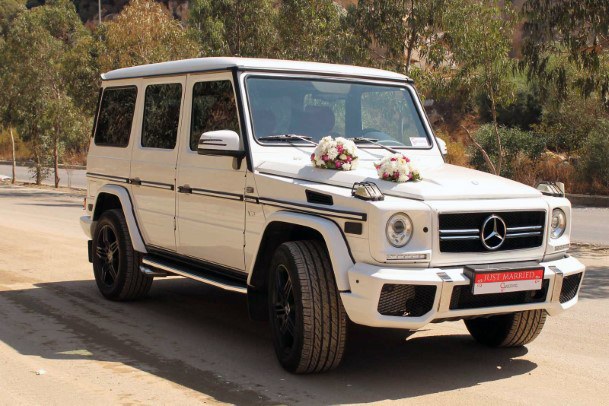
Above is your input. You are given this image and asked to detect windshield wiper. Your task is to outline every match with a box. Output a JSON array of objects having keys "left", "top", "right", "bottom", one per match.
[
  {"left": 258, "top": 134, "right": 318, "bottom": 146},
  {"left": 348, "top": 137, "right": 400, "bottom": 154}
]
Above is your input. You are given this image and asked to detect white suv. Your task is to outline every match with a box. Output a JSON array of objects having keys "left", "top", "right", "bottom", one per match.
[{"left": 81, "top": 57, "right": 585, "bottom": 374}]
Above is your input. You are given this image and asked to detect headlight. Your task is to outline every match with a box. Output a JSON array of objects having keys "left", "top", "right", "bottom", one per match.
[
  {"left": 386, "top": 213, "right": 413, "bottom": 247},
  {"left": 550, "top": 208, "right": 566, "bottom": 239}
]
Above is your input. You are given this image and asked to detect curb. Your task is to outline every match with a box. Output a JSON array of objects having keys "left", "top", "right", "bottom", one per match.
[{"left": 566, "top": 193, "right": 609, "bottom": 208}]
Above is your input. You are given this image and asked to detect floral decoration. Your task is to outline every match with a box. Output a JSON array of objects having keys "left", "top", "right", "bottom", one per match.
[
  {"left": 311, "top": 136, "right": 359, "bottom": 171},
  {"left": 374, "top": 153, "right": 421, "bottom": 182}
]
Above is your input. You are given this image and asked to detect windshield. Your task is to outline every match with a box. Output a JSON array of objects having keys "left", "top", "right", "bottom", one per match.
[{"left": 246, "top": 76, "right": 430, "bottom": 148}]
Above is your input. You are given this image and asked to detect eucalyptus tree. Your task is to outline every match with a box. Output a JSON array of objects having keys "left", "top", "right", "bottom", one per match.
[{"left": 189, "top": 0, "right": 279, "bottom": 58}]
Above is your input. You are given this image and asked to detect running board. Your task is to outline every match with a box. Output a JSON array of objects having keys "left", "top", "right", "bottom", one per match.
[{"left": 140, "top": 256, "right": 247, "bottom": 294}]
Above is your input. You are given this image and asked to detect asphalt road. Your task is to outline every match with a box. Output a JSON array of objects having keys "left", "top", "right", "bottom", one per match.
[
  {"left": 0, "top": 163, "right": 87, "bottom": 189},
  {"left": 0, "top": 184, "right": 608, "bottom": 405}
]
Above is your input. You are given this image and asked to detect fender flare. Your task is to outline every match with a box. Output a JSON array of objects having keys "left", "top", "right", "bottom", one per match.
[
  {"left": 93, "top": 184, "right": 147, "bottom": 253},
  {"left": 248, "top": 211, "right": 355, "bottom": 291}
]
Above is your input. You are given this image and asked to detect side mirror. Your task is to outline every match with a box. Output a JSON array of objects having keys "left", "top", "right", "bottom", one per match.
[
  {"left": 436, "top": 137, "right": 448, "bottom": 155},
  {"left": 198, "top": 130, "right": 245, "bottom": 158}
]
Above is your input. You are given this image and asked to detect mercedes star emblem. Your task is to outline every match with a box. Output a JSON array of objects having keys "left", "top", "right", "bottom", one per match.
[{"left": 480, "top": 215, "right": 507, "bottom": 250}]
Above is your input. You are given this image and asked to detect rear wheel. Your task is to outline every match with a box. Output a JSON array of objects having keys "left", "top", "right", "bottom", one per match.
[
  {"left": 465, "top": 309, "right": 547, "bottom": 347},
  {"left": 92, "top": 209, "right": 152, "bottom": 301},
  {"left": 268, "top": 240, "right": 347, "bottom": 374}
]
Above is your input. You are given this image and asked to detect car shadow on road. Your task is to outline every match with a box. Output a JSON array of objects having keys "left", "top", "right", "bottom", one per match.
[{"left": 0, "top": 277, "right": 536, "bottom": 405}]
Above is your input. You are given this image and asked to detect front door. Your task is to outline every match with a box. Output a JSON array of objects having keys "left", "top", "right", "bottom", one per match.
[
  {"left": 176, "top": 73, "right": 247, "bottom": 271},
  {"left": 130, "top": 77, "right": 185, "bottom": 251}
]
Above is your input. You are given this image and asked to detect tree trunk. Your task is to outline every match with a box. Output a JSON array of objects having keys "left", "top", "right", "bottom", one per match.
[
  {"left": 489, "top": 89, "right": 503, "bottom": 176},
  {"left": 9, "top": 127, "right": 16, "bottom": 184},
  {"left": 53, "top": 137, "right": 60, "bottom": 188}
]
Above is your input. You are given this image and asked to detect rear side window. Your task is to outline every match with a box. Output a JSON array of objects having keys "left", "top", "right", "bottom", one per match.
[
  {"left": 190, "top": 81, "right": 240, "bottom": 151},
  {"left": 94, "top": 86, "right": 137, "bottom": 147},
  {"left": 141, "top": 83, "right": 183, "bottom": 149}
]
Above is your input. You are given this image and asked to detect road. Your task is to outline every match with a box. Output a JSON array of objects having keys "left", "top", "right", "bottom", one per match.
[
  {"left": 0, "top": 163, "right": 86, "bottom": 189},
  {"left": 2, "top": 163, "right": 607, "bottom": 245},
  {"left": 0, "top": 184, "right": 608, "bottom": 405}
]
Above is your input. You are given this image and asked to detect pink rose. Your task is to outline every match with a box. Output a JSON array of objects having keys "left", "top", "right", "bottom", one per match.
[
  {"left": 310, "top": 153, "right": 316, "bottom": 161},
  {"left": 337, "top": 145, "right": 344, "bottom": 153},
  {"left": 335, "top": 161, "right": 343, "bottom": 168},
  {"left": 346, "top": 156, "right": 352, "bottom": 162},
  {"left": 322, "top": 154, "right": 329, "bottom": 161}
]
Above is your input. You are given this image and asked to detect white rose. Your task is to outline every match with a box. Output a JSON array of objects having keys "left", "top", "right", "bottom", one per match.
[
  {"left": 342, "top": 163, "right": 351, "bottom": 171},
  {"left": 327, "top": 147, "right": 339, "bottom": 160},
  {"left": 339, "top": 154, "right": 347, "bottom": 161}
]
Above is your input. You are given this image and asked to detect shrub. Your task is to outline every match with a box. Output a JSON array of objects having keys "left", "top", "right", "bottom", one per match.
[
  {"left": 469, "top": 124, "right": 546, "bottom": 178},
  {"left": 578, "top": 120, "right": 609, "bottom": 193},
  {"left": 477, "top": 81, "right": 542, "bottom": 131}
]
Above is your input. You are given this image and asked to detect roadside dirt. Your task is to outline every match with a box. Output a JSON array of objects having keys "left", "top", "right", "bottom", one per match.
[{"left": 1, "top": 184, "right": 608, "bottom": 405}]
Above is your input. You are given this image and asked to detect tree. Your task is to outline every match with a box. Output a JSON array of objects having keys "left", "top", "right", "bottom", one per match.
[
  {"left": 521, "top": 0, "right": 609, "bottom": 108},
  {"left": 98, "top": 0, "right": 199, "bottom": 72},
  {"left": 350, "top": 0, "right": 446, "bottom": 75},
  {"left": 1, "top": 0, "right": 91, "bottom": 187},
  {"left": 443, "top": 0, "right": 518, "bottom": 175},
  {"left": 277, "top": 0, "right": 345, "bottom": 63},
  {"left": 0, "top": 0, "right": 25, "bottom": 184},
  {"left": 189, "top": 0, "right": 279, "bottom": 58}
]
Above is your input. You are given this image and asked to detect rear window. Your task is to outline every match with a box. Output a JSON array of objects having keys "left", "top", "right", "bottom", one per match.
[{"left": 94, "top": 86, "right": 138, "bottom": 147}]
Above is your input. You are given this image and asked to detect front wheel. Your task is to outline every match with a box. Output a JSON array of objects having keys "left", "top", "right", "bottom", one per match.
[
  {"left": 92, "top": 209, "right": 152, "bottom": 301},
  {"left": 268, "top": 240, "right": 347, "bottom": 374},
  {"left": 464, "top": 309, "right": 547, "bottom": 347}
]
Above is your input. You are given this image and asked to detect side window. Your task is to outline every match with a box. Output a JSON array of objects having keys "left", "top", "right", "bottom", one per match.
[
  {"left": 94, "top": 86, "right": 137, "bottom": 147},
  {"left": 190, "top": 80, "right": 240, "bottom": 151},
  {"left": 141, "top": 83, "right": 183, "bottom": 149}
]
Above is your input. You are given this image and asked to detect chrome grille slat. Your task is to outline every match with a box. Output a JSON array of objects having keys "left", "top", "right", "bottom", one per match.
[{"left": 438, "top": 211, "right": 546, "bottom": 253}]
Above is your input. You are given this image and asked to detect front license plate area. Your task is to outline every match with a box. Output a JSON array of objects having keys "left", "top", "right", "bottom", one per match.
[{"left": 464, "top": 262, "right": 545, "bottom": 295}]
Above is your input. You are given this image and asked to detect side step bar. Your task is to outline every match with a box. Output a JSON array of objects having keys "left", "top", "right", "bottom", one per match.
[{"left": 140, "top": 256, "right": 247, "bottom": 294}]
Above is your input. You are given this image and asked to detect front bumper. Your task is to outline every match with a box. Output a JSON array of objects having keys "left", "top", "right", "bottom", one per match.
[{"left": 340, "top": 255, "right": 585, "bottom": 329}]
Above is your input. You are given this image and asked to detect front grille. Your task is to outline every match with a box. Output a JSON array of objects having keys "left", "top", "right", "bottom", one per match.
[
  {"left": 560, "top": 273, "right": 583, "bottom": 303},
  {"left": 439, "top": 211, "right": 546, "bottom": 253},
  {"left": 449, "top": 279, "right": 550, "bottom": 310},
  {"left": 378, "top": 284, "right": 437, "bottom": 317}
]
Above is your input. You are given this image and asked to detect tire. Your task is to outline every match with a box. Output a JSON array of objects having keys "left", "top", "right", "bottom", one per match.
[
  {"left": 268, "top": 240, "right": 347, "bottom": 374},
  {"left": 92, "top": 209, "right": 152, "bottom": 301},
  {"left": 464, "top": 309, "right": 547, "bottom": 347}
]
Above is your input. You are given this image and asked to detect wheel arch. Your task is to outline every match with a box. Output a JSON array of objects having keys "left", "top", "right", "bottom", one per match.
[
  {"left": 247, "top": 211, "right": 354, "bottom": 320},
  {"left": 92, "top": 184, "right": 147, "bottom": 253}
]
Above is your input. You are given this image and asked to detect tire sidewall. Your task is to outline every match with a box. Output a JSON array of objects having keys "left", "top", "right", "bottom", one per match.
[
  {"left": 92, "top": 210, "right": 132, "bottom": 299},
  {"left": 268, "top": 245, "right": 305, "bottom": 372}
]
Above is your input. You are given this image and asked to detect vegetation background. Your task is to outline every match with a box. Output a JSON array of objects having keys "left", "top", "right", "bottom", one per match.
[{"left": 0, "top": 0, "right": 607, "bottom": 194}]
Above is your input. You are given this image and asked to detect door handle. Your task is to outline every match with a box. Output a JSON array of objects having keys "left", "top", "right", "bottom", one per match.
[
  {"left": 178, "top": 185, "right": 192, "bottom": 194},
  {"left": 130, "top": 177, "right": 142, "bottom": 186}
]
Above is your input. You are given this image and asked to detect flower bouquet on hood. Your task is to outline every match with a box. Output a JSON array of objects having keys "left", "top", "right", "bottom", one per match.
[
  {"left": 375, "top": 153, "right": 421, "bottom": 182},
  {"left": 311, "top": 136, "right": 359, "bottom": 171}
]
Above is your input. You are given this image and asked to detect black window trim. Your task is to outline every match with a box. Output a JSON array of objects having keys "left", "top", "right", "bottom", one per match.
[
  {"left": 93, "top": 85, "right": 139, "bottom": 148},
  {"left": 242, "top": 74, "right": 434, "bottom": 151},
  {"left": 140, "top": 82, "right": 184, "bottom": 151},
  {"left": 188, "top": 77, "right": 242, "bottom": 152}
]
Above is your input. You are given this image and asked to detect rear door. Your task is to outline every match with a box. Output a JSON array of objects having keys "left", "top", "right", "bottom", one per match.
[
  {"left": 129, "top": 77, "right": 186, "bottom": 251},
  {"left": 176, "top": 72, "right": 247, "bottom": 271}
]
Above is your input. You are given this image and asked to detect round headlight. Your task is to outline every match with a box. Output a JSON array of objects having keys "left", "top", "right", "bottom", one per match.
[
  {"left": 550, "top": 208, "right": 566, "bottom": 239},
  {"left": 386, "top": 213, "right": 413, "bottom": 247}
]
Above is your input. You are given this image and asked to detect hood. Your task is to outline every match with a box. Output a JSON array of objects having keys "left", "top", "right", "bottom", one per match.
[{"left": 256, "top": 160, "right": 542, "bottom": 201}]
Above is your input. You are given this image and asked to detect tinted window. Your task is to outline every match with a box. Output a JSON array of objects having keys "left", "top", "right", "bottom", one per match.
[
  {"left": 190, "top": 81, "right": 240, "bottom": 150},
  {"left": 141, "top": 83, "right": 183, "bottom": 149},
  {"left": 94, "top": 86, "right": 137, "bottom": 147}
]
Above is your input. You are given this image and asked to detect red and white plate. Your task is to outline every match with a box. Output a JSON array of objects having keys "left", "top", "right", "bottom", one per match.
[{"left": 472, "top": 268, "right": 544, "bottom": 295}]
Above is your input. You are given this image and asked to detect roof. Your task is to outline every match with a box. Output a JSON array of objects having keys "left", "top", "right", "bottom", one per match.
[{"left": 101, "top": 57, "right": 410, "bottom": 82}]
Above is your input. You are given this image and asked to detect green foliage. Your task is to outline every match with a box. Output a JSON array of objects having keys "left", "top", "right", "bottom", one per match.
[
  {"left": 578, "top": 120, "right": 609, "bottom": 190},
  {"left": 190, "top": 0, "right": 279, "bottom": 57},
  {"left": 277, "top": 0, "right": 344, "bottom": 63},
  {"left": 521, "top": 0, "right": 609, "bottom": 108},
  {"left": 351, "top": 0, "right": 446, "bottom": 74},
  {"left": 534, "top": 91, "right": 607, "bottom": 153},
  {"left": 98, "top": 0, "right": 198, "bottom": 72},
  {"left": 477, "top": 77, "right": 543, "bottom": 131},
  {"left": 470, "top": 125, "right": 547, "bottom": 178}
]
